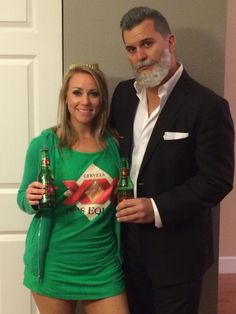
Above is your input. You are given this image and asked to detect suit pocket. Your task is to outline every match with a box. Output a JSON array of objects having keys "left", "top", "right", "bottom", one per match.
[
  {"left": 163, "top": 132, "right": 189, "bottom": 140},
  {"left": 161, "top": 136, "right": 194, "bottom": 168}
]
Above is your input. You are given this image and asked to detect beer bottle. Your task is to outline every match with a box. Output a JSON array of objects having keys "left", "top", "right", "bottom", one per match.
[
  {"left": 38, "top": 147, "right": 55, "bottom": 210},
  {"left": 117, "top": 157, "right": 134, "bottom": 203}
]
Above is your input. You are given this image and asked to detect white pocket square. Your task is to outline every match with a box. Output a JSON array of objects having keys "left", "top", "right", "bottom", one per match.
[{"left": 163, "top": 132, "right": 189, "bottom": 140}]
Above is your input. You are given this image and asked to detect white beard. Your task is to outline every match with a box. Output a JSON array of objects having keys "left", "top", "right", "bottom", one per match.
[{"left": 133, "top": 49, "right": 171, "bottom": 90}]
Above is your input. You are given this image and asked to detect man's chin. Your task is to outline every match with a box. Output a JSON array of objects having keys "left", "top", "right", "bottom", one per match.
[{"left": 136, "top": 77, "right": 163, "bottom": 89}]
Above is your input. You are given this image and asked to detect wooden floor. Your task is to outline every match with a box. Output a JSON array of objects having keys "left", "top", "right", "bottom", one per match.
[{"left": 218, "top": 273, "right": 236, "bottom": 314}]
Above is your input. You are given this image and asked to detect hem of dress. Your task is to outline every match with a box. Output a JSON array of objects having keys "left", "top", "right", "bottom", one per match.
[{"left": 23, "top": 277, "right": 125, "bottom": 301}]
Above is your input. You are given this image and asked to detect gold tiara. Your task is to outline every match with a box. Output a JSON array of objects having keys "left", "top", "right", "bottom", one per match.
[{"left": 69, "top": 63, "right": 99, "bottom": 70}]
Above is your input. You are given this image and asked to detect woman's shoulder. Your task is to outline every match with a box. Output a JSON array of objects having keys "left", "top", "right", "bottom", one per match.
[
  {"left": 29, "top": 127, "right": 57, "bottom": 151},
  {"left": 104, "top": 131, "right": 118, "bottom": 147}
]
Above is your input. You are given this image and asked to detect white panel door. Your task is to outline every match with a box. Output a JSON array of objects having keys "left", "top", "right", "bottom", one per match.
[{"left": 0, "top": 0, "right": 62, "bottom": 313}]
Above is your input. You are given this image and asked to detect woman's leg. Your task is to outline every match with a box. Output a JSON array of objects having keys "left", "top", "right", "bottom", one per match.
[
  {"left": 82, "top": 292, "right": 130, "bottom": 314},
  {"left": 32, "top": 292, "right": 77, "bottom": 314}
]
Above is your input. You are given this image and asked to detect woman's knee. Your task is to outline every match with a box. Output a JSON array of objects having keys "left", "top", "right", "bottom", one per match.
[
  {"left": 32, "top": 292, "right": 77, "bottom": 314},
  {"left": 82, "top": 292, "right": 130, "bottom": 314}
]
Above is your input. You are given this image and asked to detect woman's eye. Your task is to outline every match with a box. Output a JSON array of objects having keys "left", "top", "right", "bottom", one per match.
[
  {"left": 72, "top": 90, "right": 82, "bottom": 96},
  {"left": 89, "top": 91, "right": 99, "bottom": 97}
]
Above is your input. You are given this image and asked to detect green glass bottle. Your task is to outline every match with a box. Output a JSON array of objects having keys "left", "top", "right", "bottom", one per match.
[
  {"left": 38, "top": 148, "right": 55, "bottom": 210},
  {"left": 117, "top": 157, "right": 134, "bottom": 202}
]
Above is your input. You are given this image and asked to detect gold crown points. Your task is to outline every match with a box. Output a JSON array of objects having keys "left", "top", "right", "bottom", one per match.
[{"left": 69, "top": 63, "right": 99, "bottom": 70}]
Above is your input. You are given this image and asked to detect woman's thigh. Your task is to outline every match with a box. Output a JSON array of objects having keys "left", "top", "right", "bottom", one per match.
[
  {"left": 32, "top": 292, "right": 77, "bottom": 314},
  {"left": 82, "top": 292, "right": 130, "bottom": 314}
]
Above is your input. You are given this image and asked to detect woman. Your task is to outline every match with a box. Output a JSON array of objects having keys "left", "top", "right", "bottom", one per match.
[{"left": 17, "top": 64, "right": 130, "bottom": 314}]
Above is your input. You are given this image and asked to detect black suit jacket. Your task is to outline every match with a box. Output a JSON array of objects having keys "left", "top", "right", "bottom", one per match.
[{"left": 109, "top": 70, "right": 234, "bottom": 285}]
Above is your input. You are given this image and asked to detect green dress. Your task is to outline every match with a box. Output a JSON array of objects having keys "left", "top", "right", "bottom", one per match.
[{"left": 17, "top": 129, "right": 124, "bottom": 300}]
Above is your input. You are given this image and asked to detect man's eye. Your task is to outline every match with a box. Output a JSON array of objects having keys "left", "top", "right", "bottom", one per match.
[
  {"left": 143, "top": 41, "right": 153, "bottom": 48},
  {"left": 126, "top": 47, "right": 136, "bottom": 54}
]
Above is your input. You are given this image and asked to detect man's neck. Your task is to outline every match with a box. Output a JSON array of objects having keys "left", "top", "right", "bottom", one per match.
[
  {"left": 146, "top": 89, "right": 160, "bottom": 116},
  {"left": 145, "top": 62, "right": 180, "bottom": 115}
]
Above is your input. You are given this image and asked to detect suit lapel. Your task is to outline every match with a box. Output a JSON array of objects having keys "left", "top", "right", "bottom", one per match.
[
  {"left": 122, "top": 86, "right": 139, "bottom": 160},
  {"left": 139, "top": 70, "right": 191, "bottom": 173}
]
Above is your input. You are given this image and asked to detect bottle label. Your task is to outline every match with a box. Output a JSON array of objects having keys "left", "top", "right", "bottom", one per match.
[
  {"left": 121, "top": 167, "right": 129, "bottom": 177},
  {"left": 39, "top": 178, "right": 55, "bottom": 209},
  {"left": 41, "top": 157, "right": 50, "bottom": 166},
  {"left": 117, "top": 189, "right": 134, "bottom": 203},
  {"left": 38, "top": 148, "right": 55, "bottom": 209}
]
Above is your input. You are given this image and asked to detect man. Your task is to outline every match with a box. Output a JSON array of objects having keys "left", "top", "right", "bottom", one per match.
[{"left": 109, "top": 6, "right": 234, "bottom": 314}]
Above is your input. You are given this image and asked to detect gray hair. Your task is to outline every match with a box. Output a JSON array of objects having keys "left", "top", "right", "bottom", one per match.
[{"left": 120, "top": 7, "right": 171, "bottom": 38}]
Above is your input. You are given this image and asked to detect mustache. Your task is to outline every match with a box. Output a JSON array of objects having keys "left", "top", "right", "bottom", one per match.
[{"left": 133, "top": 60, "right": 157, "bottom": 71}]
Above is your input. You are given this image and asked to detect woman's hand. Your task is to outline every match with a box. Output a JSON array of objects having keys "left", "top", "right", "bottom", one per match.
[{"left": 26, "top": 181, "right": 45, "bottom": 206}]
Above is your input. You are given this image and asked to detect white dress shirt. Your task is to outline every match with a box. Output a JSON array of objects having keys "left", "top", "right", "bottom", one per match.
[{"left": 130, "top": 64, "right": 183, "bottom": 228}]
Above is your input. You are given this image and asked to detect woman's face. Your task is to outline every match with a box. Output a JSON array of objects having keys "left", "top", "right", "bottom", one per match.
[{"left": 66, "top": 72, "right": 101, "bottom": 128}]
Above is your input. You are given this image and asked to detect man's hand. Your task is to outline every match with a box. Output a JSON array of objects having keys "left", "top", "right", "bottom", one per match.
[{"left": 116, "top": 197, "right": 155, "bottom": 223}]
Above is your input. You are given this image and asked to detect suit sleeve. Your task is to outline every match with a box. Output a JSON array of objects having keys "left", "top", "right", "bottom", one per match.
[{"left": 155, "top": 97, "right": 234, "bottom": 227}]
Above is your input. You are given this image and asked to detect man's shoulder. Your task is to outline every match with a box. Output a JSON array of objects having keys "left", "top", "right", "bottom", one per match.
[
  {"left": 182, "top": 69, "right": 225, "bottom": 102},
  {"left": 112, "top": 78, "right": 136, "bottom": 100},
  {"left": 115, "top": 78, "right": 135, "bottom": 90}
]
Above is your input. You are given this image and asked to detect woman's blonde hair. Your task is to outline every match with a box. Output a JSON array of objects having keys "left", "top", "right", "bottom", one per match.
[{"left": 56, "top": 64, "right": 109, "bottom": 148}]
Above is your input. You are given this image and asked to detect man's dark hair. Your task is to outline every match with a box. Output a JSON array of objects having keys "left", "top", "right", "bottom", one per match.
[{"left": 120, "top": 6, "right": 171, "bottom": 38}]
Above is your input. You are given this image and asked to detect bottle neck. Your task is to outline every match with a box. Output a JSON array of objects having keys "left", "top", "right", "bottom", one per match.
[
  {"left": 41, "top": 157, "right": 50, "bottom": 167},
  {"left": 120, "top": 167, "right": 129, "bottom": 178}
]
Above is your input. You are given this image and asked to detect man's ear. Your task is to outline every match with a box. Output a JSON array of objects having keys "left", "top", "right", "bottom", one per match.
[{"left": 168, "top": 34, "right": 176, "bottom": 53}]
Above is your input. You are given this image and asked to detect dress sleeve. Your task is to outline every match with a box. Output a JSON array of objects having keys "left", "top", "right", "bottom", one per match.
[
  {"left": 17, "top": 137, "right": 42, "bottom": 214},
  {"left": 105, "top": 133, "right": 123, "bottom": 261}
]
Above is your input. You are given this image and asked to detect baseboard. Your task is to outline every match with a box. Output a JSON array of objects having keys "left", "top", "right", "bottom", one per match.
[{"left": 219, "top": 256, "right": 236, "bottom": 273}]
